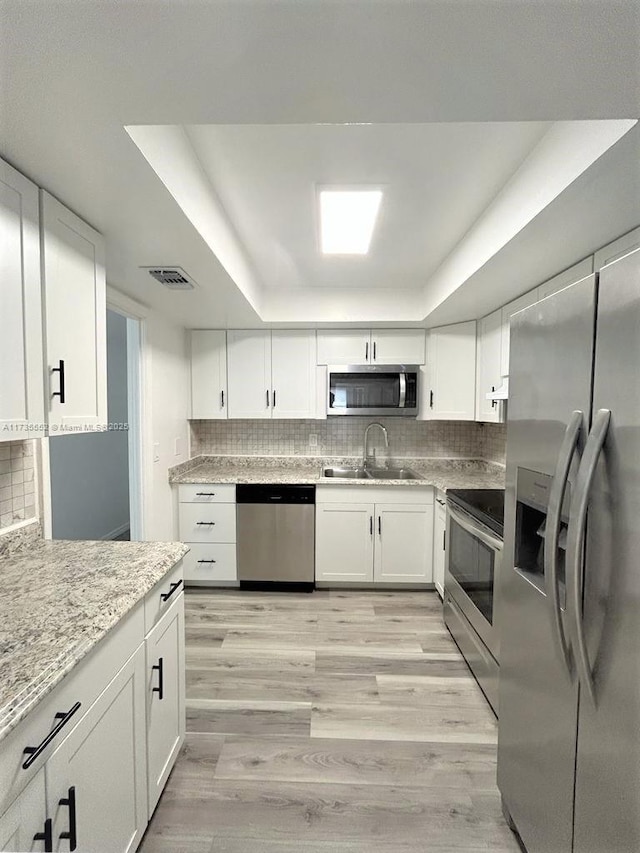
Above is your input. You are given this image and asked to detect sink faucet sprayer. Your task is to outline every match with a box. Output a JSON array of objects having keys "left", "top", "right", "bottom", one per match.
[{"left": 363, "top": 422, "right": 389, "bottom": 469}]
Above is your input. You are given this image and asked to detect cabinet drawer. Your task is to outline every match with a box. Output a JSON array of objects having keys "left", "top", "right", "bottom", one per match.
[
  {"left": 144, "top": 560, "right": 185, "bottom": 636},
  {"left": 0, "top": 603, "right": 144, "bottom": 813},
  {"left": 183, "top": 543, "right": 237, "bottom": 583},
  {"left": 178, "top": 484, "right": 235, "bottom": 504},
  {"left": 179, "top": 503, "right": 236, "bottom": 544}
]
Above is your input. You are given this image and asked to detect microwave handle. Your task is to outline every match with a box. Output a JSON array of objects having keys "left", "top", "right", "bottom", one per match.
[{"left": 399, "top": 373, "right": 407, "bottom": 408}]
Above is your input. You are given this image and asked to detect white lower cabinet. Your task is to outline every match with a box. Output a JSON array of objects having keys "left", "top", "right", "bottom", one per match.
[
  {"left": 315, "top": 487, "right": 434, "bottom": 585},
  {"left": 146, "top": 596, "right": 185, "bottom": 816},
  {"left": 46, "top": 646, "right": 147, "bottom": 853},
  {"left": 433, "top": 493, "right": 447, "bottom": 598},
  {"left": 0, "top": 769, "right": 47, "bottom": 852}
]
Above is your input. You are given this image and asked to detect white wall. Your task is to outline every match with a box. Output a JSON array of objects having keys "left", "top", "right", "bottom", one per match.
[
  {"left": 49, "top": 310, "right": 130, "bottom": 539},
  {"left": 142, "top": 310, "right": 190, "bottom": 541}
]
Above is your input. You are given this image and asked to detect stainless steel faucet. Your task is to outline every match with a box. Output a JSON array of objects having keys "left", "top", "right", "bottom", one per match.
[{"left": 363, "top": 422, "right": 389, "bottom": 469}]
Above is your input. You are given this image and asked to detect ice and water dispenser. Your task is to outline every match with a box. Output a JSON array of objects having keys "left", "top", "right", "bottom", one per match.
[{"left": 514, "top": 467, "right": 570, "bottom": 603}]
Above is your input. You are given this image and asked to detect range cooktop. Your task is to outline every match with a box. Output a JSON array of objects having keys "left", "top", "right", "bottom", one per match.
[{"left": 447, "top": 488, "right": 505, "bottom": 537}]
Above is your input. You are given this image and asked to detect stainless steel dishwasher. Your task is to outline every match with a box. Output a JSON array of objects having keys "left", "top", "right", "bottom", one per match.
[{"left": 236, "top": 484, "right": 315, "bottom": 591}]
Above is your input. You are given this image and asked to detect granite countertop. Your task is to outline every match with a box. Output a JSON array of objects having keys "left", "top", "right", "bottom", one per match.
[
  {"left": 169, "top": 455, "right": 506, "bottom": 492},
  {"left": 0, "top": 537, "right": 189, "bottom": 742}
]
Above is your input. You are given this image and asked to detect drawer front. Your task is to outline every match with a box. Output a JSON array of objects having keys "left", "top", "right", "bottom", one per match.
[
  {"left": 183, "top": 543, "right": 237, "bottom": 583},
  {"left": 0, "top": 604, "right": 144, "bottom": 813},
  {"left": 178, "top": 503, "right": 236, "bottom": 544},
  {"left": 316, "top": 484, "right": 434, "bottom": 505},
  {"left": 178, "top": 484, "right": 235, "bottom": 504},
  {"left": 144, "top": 560, "right": 185, "bottom": 635}
]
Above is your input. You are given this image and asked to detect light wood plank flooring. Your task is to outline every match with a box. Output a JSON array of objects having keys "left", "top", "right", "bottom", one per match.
[{"left": 140, "top": 589, "right": 521, "bottom": 853}]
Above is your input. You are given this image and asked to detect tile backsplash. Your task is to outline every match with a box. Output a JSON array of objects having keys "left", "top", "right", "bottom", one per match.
[
  {"left": 0, "top": 441, "right": 37, "bottom": 530},
  {"left": 191, "top": 419, "right": 506, "bottom": 464}
]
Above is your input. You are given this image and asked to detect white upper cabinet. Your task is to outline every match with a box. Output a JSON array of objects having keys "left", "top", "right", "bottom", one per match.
[
  {"left": 226, "top": 330, "right": 272, "bottom": 419},
  {"left": 227, "top": 330, "right": 317, "bottom": 419},
  {"left": 271, "top": 330, "right": 317, "bottom": 418},
  {"left": 475, "top": 309, "right": 504, "bottom": 423},
  {"left": 421, "top": 321, "right": 477, "bottom": 421},
  {"left": 0, "top": 159, "right": 45, "bottom": 440},
  {"left": 41, "top": 191, "right": 107, "bottom": 432},
  {"left": 537, "top": 257, "right": 594, "bottom": 301},
  {"left": 500, "top": 289, "right": 539, "bottom": 377},
  {"left": 370, "top": 330, "right": 425, "bottom": 365},
  {"left": 316, "top": 330, "right": 371, "bottom": 365},
  {"left": 317, "top": 329, "right": 426, "bottom": 365},
  {"left": 593, "top": 226, "right": 640, "bottom": 271},
  {"left": 190, "top": 330, "right": 227, "bottom": 419}
]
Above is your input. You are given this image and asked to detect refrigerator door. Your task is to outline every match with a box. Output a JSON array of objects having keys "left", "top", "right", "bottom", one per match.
[
  {"left": 573, "top": 248, "right": 640, "bottom": 853},
  {"left": 497, "top": 274, "right": 597, "bottom": 853}
]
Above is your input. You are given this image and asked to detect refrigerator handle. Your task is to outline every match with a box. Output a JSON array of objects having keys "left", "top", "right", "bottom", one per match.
[
  {"left": 566, "top": 408, "right": 611, "bottom": 706},
  {"left": 545, "top": 409, "right": 583, "bottom": 678}
]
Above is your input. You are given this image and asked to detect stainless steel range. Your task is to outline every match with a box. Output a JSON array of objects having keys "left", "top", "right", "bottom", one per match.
[{"left": 443, "top": 488, "right": 504, "bottom": 715}]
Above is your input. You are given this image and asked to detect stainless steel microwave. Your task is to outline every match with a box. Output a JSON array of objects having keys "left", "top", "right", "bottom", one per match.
[{"left": 327, "top": 365, "right": 419, "bottom": 416}]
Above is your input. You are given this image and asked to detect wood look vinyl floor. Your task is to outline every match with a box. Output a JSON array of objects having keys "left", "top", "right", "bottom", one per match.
[{"left": 140, "top": 589, "right": 521, "bottom": 853}]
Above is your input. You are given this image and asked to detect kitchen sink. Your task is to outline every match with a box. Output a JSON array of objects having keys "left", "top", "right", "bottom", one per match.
[
  {"left": 322, "top": 467, "right": 370, "bottom": 479},
  {"left": 367, "top": 468, "right": 422, "bottom": 480},
  {"left": 322, "top": 466, "right": 422, "bottom": 481}
]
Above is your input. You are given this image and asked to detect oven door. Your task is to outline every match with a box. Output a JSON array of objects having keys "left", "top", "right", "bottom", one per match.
[
  {"left": 445, "top": 502, "right": 502, "bottom": 661},
  {"left": 327, "top": 366, "right": 418, "bottom": 416}
]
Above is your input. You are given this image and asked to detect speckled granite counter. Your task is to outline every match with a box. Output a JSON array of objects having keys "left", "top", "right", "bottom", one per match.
[
  {"left": 0, "top": 538, "right": 188, "bottom": 742},
  {"left": 169, "top": 455, "right": 505, "bottom": 492}
]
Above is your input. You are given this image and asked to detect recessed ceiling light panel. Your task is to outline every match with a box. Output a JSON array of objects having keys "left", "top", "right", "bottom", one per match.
[{"left": 319, "top": 189, "right": 382, "bottom": 255}]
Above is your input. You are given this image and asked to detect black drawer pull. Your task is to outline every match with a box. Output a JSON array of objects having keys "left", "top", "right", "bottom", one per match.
[
  {"left": 197, "top": 559, "right": 217, "bottom": 564},
  {"left": 34, "top": 818, "right": 53, "bottom": 852},
  {"left": 196, "top": 521, "right": 216, "bottom": 525},
  {"left": 23, "top": 702, "right": 82, "bottom": 769},
  {"left": 160, "top": 579, "right": 183, "bottom": 602},
  {"left": 59, "top": 786, "right": 77, "bottom": 851},
  {"left": 152, "top": 657, "right": 164, "bottom": 700},
  {"left": 51, "top": 359, "right": 66, "bottom": 404},
  {"left": 196, "top": 492, "right": 216, "bottom": 496}
]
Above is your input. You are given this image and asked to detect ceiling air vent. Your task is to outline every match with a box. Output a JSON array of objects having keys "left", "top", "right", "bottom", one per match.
[{"left": 143, "top": 267, "right": 196, "bottom": 290}]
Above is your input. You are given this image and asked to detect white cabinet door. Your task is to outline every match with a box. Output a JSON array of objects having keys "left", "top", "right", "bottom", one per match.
[
  {"left": 593, "top": 225, "right": 640, "bottom": 271},
  {"left": 0, "top": 160, "right": 45, "bottom": 439},
  {"left": 433, "top": 495, "right": 447, "bottom": 599},
  {"left": 316, "top": 330, "right": 371, "bottom": 365},
  {"left": 0, "top": 769, "right": 47, "bottom": 852},
  {"left": 315, "top": 504, "right": 374, "bottom": 582},
  {"left": 537, "top": 257, "right": 594, "bottom": 301},
  {"left": 421, "top": 321, "right": 476, "bottom": 420},
  {"left": 190, "top": 330, "right": 227, "bottom": 419},
  {"left": 46, "top": 645, "right": 147, "bottom": 853},
  {"left": 146, "top": 595, "right": 185, "bottom": 816},
  {"left": 371, "top": 330, "right": 425, "bottom": 365},
  {"left": 500, "top": 289, "right": 539, "bottom": 377},
  {"left": 227, "top": 330, "right": 272, "bottom": 419},
  {"left": 475, "top": 309, "right": 503, "bottom": 423},
  {"left": 271, "top": 330, "right": 317, "bottom": 419},
  {"left": 373, "top": 504, "right": 433, "bottom": 583},
  {"left": 41, "top": 191, "right": 107, "bottom": 432}
]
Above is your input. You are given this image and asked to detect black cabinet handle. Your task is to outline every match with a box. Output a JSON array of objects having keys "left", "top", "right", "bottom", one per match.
[
  {"left": 221, "top": 390, "right": 225, "bottom": 408},
  {"left": 51, "top": 360, "right": 66, "bottom": 404},
  {"left": 196, "top": 492, "right": 216, "bottom": 497},
  {"left": 197, "top": 559, "right": 216, "bottom": 564},
  {"left": 34, "top": 818, "right": 53, "bottom": 852},
  {"left": 365, "top": 341, "right": 369, "bottom": 361},
  {"left": 152, "top": 657, "right": 164, "bottom": 700},
  {"left": 369, "top": 515, "right": 373, "bottom": 536},
  {"left": 378, "top": 516, "right": 382, "bottom": 536},
  {"left": 430, "top": 390, "right": 434, "bottom": 409},
  {"left": 266, "top": 389, "right": 270, "bottom": 407},
  {"left": 196, "top": 521, "right": 216, "bottom": 526},
  {"left": 443, "top": 530, "right": 446, "bottom": 550},
  {"left": 59, "top": 786, "right": 77, "bottom": 851},
  {"left": 23, "top": 702, "right": 82, "bottom": 769},
  {"left": 160, "top": 579, "right": 183, "bottom": 602},
  {"left": 273, "top": 390, "right": 276, "bottom": 408},
  {"left": 373, "top": 341, "right": 377, "bottom": 361}
]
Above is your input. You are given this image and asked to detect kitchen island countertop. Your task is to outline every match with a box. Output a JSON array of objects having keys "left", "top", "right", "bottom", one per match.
[{"left": 0, "top": 535, "right": 188, "bottom": 742}]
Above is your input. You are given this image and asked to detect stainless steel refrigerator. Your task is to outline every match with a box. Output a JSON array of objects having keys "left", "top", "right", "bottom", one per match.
[{"left": 497, "top": 246, "right": 640, "bottom": 853}]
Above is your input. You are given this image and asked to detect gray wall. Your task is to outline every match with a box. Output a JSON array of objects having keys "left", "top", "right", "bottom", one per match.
[{"left": 50, "top": 310, "right": 131, "bottom": 540}]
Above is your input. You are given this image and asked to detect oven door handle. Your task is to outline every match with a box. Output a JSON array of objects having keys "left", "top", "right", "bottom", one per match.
[
  {"left": 448, "top": 504, "right": 503, "bottom": 552},
  {"left": 398, "top": 373, "right": 407, "bottom": 408}
]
